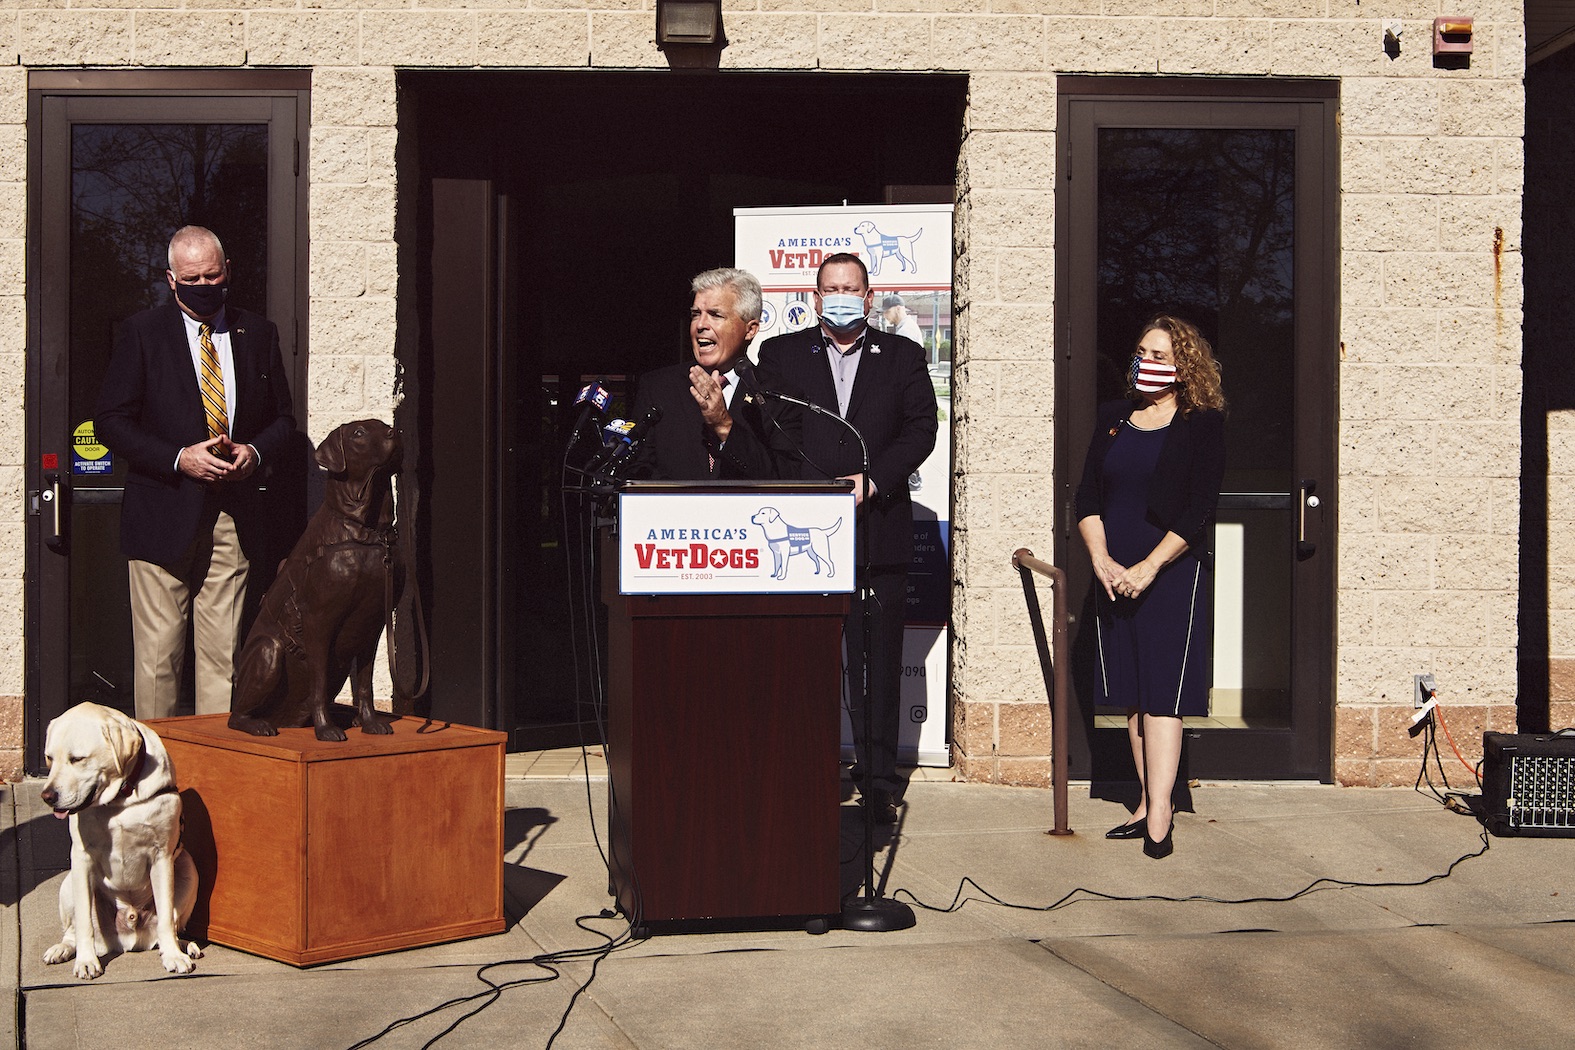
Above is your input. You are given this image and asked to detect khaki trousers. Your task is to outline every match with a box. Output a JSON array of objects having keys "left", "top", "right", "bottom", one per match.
[{"left": 127, "top": 508, "right": 249, "bottom": 720}]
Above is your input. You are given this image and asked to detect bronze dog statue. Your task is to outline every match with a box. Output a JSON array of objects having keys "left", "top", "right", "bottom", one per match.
[{"left": 229, "top": 420, "right": 404, "bottom": 741}]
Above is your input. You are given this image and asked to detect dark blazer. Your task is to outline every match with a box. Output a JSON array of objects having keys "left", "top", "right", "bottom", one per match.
[
  {"left": 631, "top": 358, "right": 785, "bottom": 481},
  {"left": 97, "top": 301, "right": 296, "bottom": 567},
  {"left": 1074, "top": 399, "right": 1226, "bottom": 551},
  {"left": 755, "top": 325, "right": 938, "bottom": 571}
]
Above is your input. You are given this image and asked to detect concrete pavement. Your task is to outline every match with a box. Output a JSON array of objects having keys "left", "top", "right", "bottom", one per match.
[{"left": 3, "top": 763, "right": 1574, "bottom": 1049}]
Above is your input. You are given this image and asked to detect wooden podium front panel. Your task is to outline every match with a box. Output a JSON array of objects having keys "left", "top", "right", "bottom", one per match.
[
  {"left": 607, "top": 594, "right": 847, "bottom": 924},
  {"left": 151, "top": 714, "right": 507, "bottom": 966}
]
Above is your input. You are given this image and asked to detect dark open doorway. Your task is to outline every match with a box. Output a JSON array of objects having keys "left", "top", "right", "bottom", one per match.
[{"left": 400, "top": 70, "right": 966, "bottom": 747}]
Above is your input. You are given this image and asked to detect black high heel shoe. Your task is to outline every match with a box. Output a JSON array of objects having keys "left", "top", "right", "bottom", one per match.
[
  {"left": 1105, "top": 819, "right": 1145, "bottom": 840},
  {"left": 1142, "top": 823, "right": 1174, "bottom": 859}
]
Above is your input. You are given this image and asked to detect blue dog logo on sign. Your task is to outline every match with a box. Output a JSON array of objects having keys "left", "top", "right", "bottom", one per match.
[
  {"left": 852, "top": 221, "right": 922, "bottom": 277},
  {"left": 751, "top": 507, "right": 843, "bottom": 580}
]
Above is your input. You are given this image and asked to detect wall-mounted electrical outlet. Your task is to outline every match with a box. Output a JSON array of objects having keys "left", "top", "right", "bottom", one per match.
[{"left": 1413, "top": 673, "right": 1437, "bottom": 708}]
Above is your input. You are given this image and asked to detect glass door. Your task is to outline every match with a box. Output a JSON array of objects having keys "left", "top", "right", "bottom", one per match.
[
  {"left": 1055, "top": 85, "right": 1337, "bottom": 780},
  {"left": 28, "top": 87, "right": 305, "bottom": 770}
]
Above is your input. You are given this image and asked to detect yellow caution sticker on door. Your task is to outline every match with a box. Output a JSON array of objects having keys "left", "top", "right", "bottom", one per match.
[{"left": 72, "top": 420, "right": 113, "bottom": 476}]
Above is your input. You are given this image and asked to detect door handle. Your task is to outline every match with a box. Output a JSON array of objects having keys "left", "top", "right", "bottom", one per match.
[
  {"left": 41, "top": 472, "right": 66, "bottom": 552},
  {"left": 1297, "top": 478, "right": 1319, "bottom": 560}
]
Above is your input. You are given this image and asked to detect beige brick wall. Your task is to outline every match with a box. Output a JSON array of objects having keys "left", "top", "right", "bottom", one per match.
[
  {"left": 0, "top": 64, "right": 24, "bottom": 781},
  {"left": 308, "top": 66, "right": 401, "bottom": 440},
  {"left": 1, "top": 3, "right": 1529, "bottom": 784},
  {"left": 1333, "top": 17, "right": 1525, "bottom": 786}
]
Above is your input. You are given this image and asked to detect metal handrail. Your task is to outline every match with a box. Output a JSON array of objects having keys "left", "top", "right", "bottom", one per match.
[{"left": 1011, "top": 548, "right": 1072, "bottom": 837}]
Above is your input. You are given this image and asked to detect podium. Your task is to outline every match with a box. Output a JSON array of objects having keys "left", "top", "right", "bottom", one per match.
[{"left": 602, "top": 481, "right": 853, "bottom": 930}]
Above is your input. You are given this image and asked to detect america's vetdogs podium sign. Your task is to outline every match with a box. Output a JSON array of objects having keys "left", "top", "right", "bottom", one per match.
[
  {"left": 603, "top": 481, "right": 853, "bottom": 930},
  {"left": 618, "top": 487, "right": 855, "bottom": 596}
]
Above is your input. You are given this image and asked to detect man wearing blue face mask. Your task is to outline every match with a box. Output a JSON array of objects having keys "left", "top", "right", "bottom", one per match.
[
  {"left": 756, "top": 253, "right": 938, "bottom": 824},
  {"left": 97, "top": 225, "right": 296, "bottom": 720}
]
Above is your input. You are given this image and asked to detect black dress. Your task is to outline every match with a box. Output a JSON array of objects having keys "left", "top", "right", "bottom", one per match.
[{"left": 1095, "top": 419, "right": 1212, "bottom": 717}]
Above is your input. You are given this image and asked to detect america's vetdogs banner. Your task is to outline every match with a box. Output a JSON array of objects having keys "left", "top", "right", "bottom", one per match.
[
  {"left": 733, "top": 204, "right": 953, "bottom": 344},
  {"left": 735, "top": 204, "right": 954, "bottom": 767},
  {"left": 618, "top": 491, "right": 856, "bottom": 596}
]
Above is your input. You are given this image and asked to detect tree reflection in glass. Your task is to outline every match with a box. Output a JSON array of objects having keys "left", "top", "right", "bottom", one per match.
[
  {"left": 70, "top": 123, "right": 269, "bottom": 426},
  {"left": 1097, "top": 127, "right": 1295, "bottom": 488}
]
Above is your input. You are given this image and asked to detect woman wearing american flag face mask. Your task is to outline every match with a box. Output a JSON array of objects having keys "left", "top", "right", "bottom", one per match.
[{"left": 1074, "top": 315, "right": 1227, "bottom": 860}]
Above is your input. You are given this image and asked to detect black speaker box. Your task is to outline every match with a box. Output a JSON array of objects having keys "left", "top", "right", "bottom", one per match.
[{"left": 1481, "top": 731, "right": 1575, "bottom": 837}]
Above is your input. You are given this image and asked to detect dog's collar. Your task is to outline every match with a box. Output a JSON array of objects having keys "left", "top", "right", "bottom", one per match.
[
  {"left": 111, "top": 738, "right": 146, "bottom": 803},
  {"left": 109, "top": 741, "right": 178, "bottom": 804},
  {"left": 329, "top": 511, "right": 397, "bottom": 549}
]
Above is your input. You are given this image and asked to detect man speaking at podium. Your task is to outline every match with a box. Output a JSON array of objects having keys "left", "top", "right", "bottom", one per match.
[
  {"left": 632, "top": 267, "right": 783, "bottom": 480},
  {"left": 755, "top": 253, "right": 937, "bottom": 824}
]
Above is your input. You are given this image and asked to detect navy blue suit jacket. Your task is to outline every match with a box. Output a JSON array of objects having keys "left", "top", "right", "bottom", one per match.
[
  {"left": 97, "top": 300, "right": 296, "bottom": 567},
  {"left": 755, "top": 325, "right": 937, "bottom": 572},
  {"left": 1074, "top": 399, "right": 1226, "bottom": 552}
]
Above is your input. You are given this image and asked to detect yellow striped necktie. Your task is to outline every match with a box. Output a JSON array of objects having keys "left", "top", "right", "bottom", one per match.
[{"left": 198, "top": 323, "right": 228, "bottom": 440}]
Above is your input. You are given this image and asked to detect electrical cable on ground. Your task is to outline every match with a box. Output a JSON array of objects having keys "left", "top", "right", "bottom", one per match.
[
  {"left": 341, "top": 913, "right": 631, "bottom": 1050},
  {"left": 1413, "top": 687, "right": 1488, "bottom": 815},
  {"left": 893, "top": 826, "right": 1490, "bottom": 918},
  {"left": 895, "top": 688, "right": 1494, "bottom": 920}
]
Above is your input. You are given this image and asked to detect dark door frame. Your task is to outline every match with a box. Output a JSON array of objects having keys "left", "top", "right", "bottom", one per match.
[
  {"left": 25, "top": 70, "right": 309, "bottom": 772},
  {"left": 1052, "top": 76, "right": 1339, "bottom": 782}
]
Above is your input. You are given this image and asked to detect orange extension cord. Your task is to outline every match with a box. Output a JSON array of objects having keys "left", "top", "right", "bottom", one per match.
[{"left": 1428, "top": 693, "right": 1484, "bottom": 784}]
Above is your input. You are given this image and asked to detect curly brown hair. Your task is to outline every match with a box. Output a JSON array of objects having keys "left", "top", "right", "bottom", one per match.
[{"left": 1129, "top": 314, "right": 1226, "bottom": 415}]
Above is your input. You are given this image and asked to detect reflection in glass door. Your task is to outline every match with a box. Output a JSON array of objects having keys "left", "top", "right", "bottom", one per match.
[
  {"left": 67, "top": 123, "right": 271, "bottom": 718},
  {"left": 1056, "top": 86, "right": 1337, "bottom": 781},
  {"left": 1095, "top": 126, "right": 1296, "bottom": 732},
  {"left": 29, "top": 85, "right": 305, "bottom": 770}
]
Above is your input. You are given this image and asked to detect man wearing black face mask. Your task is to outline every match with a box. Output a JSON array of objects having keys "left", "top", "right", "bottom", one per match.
[
  {"left": 97, "top": 225, "right": 296, "bottom": 720},
  {"left": 755, "top": 253, "right": 937, "bottom": 824}
]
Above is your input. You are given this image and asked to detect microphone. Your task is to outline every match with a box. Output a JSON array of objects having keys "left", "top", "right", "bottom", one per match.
[
  {"left": 575, "top": 382, "right": 612, "bottom": 414},
  {"left": 565, "top": 381, "right": 611, "bottom": 460},
  {"left": 597, "top": 406, "right": 663, "bottom": 476}
]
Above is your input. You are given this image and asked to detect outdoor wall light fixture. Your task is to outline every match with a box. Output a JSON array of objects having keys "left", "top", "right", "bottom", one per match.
[
  {"left": 1433, "top": 16, "right": 1473, "bottom": 56},
  {"left": 1382, "top": 19, "right": 1402, "bottom": 52},
  {"left": 656, "top": 0, "right": 725, "bottom": 49}
]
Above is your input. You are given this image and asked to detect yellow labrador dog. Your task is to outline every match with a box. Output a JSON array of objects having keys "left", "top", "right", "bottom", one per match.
[{"left": 40, "top": 702, "right": 201, "bottom": 979}]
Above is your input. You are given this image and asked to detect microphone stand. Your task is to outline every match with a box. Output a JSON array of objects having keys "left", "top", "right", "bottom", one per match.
[{"left": 762, "top": 389, "right": 916, "bottom": 933}]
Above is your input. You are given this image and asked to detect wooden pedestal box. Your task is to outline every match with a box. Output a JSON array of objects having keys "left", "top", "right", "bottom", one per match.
[{"left": 148, "top": 714, "right": 507, "bottom": 966}]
